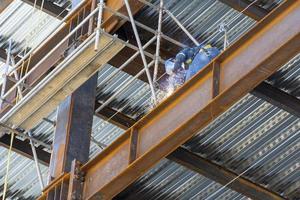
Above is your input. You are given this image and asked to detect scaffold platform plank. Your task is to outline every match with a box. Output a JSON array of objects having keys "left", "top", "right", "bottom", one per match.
[{"left": 1, "top": 34, "right": 124, "bottom": 130}]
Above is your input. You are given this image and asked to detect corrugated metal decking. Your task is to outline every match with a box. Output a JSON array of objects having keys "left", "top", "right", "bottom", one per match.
[
  {"left": 0, "top": 0, "right": 299, "bottom": 199},
  {"left": 38, "top": 0, "right": 300, "bottom": 199}
]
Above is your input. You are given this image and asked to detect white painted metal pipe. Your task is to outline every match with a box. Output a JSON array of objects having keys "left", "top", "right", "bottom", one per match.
[
  {"left": 95, "top": 0, "right": 105, "bottom": 51},
  {"left": 28, "top": 131, "right": 45, "bottom": 190},
  {"left": 164, "top": 8, "right": 199, "bottom": 46},
  {"left": 137, "top": 0, "right": 199, "bottom": 46},
  {"left": 99, "top": 36, "right": 157, "bottom": 87},
  {"left": 124, "top": 0, "right": 157, "bottom": 104},
  {"left": 0, "top": 122, "right": 51, "bottom": 150},
  {"left": 0, "top": 40, "right": 13, "bottom": 108},
  {"left": 103, "top": 5, "right": 186, "bottom": 49},
  {"left": 10, "top": 57, "right": 23, "bottom": 99},
  {"left": 153, "top": 0, "right": 164, "bottom": 83},
  {"left": 3, "top": 7, "right": 100, "bottom": 99}
]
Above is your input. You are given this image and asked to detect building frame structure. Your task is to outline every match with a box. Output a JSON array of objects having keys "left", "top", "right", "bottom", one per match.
[{"left": 0, "top": 0, "right": 299, "bottom": 199}]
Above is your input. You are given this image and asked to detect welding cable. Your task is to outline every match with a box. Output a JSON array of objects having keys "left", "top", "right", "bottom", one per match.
[
  {"left": 2, "top": 132, "right": 14, "bottom": 200},
  {"left": 208, "top": 0, "right": 259, "bottom": 49},
  {"left": 174, "top": 0, "right": 259, "bottom": 50}
]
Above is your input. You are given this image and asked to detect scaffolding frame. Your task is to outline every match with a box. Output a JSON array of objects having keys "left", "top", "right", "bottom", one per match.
[
  {"left": 34, "top": 0, "right": 300, "bottom": 199},
  {"left": 0, "top": 0, "right": 201, "bottom": 132},
  {"left": 0, "top": 0, "right": 299, "bottom": 200}
]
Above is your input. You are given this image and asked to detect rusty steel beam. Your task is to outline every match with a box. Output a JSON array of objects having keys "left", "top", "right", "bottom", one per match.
[
  {"left": 2, "top": 102, "right": 284, "bottom": 199},
  {"left": 219, "top": 0, "right": 269, "bottom": 21},
  {"left": 92, "top": 102, "right": 285, "bottom": 199},
  {"left": 0, "top": 0, "right": 13, "bottom": 13},
  {"left": 251, "top": 82, "right": 300, "bottom": 118},
  {"left": 1, "top": 106, "right": 284, "bottom": 199},
  {"left": 0, "top": 134, "right": 50, "bottom": 166},
  {"left": 36, "top": 0, "right": 300, "bottom": 199},
  {"left": 167, "top": 147, "right": 285, "bottom": 200},
  {"left": 49, "top": 75, "right": 97, "bottom": 180},
  {"left": 39, "top": 1, "right": 300, "bottom": 199},
  {"left": 75, "top": 1, "right": 300, "bottom": 199},
  {"left": 95, "top": 101, "right": 136, "bottom": 130},
  {"left": 94, "top": 108, "right": 284, "bottom": 199}
]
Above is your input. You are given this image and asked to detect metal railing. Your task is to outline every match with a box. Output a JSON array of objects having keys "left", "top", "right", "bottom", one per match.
[{"left": 0, "top": 0, "right": 200, "bottom": 120}]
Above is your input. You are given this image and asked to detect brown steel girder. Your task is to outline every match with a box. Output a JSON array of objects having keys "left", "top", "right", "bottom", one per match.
[
  {"left": 0, "top": 0, "right": 13, "bottom": 13},
  {"left": 39, "top": 0, "right": 300, "bottom": 199},
  {"left": 82, "top": 1, "right": 300, "bottom": 198},
  {"left": 219, "top": 0, "right": 269, "bottom": 21}
]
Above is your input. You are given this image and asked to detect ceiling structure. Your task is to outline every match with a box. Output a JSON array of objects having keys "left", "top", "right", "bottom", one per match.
[{"left": 0, "top": 0, "right": 299, "bottom": 199}]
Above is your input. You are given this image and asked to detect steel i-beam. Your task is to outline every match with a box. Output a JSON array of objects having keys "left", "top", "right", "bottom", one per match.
[
  {"left": 81, "top": 1, "right": 300, "bottom": 199},
  {"left": 39, "top": 0, "right": 300, "bottom": 199},
  {"left": 219, "top": 0, "right": 269, "bottom": 21},
  {"left": 0, "top": 0, "right": 13, "bottom": 13}
]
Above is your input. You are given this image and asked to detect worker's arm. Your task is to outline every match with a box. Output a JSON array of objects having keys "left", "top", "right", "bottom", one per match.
[{"left": 174, "top": 45, "right": 203, "bottom": 71}]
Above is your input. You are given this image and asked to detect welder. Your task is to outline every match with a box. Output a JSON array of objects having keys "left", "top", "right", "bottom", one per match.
[
  {"left": 164, "top": 45, "right": 202, "bottom": 92},
  {"left": 164, "top": 44, "right": 220, "bottom": 93},
  {"left": 185, "top": 45, "right": 220, "bottom": 80}
]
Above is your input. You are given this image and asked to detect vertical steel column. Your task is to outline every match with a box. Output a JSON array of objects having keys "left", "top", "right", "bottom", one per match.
[
  {"left": 48, "top": 0, "right": 97, "bottom": 183},
  {"left": 49, "top": 75, "right": 97, "bottom": 179},
  {"left": 95, "top": 0, "right": 105, "bottom": 51},
  {"left": 28, "top": 131, "right": 45, "bottom": 190}
]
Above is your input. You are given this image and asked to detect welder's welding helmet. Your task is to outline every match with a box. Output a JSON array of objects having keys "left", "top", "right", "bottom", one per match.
[{"left": 165, "top": 58, "right": 176, "bottom": 75}]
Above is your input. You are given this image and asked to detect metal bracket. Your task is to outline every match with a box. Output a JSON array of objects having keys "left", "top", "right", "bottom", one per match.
[{"left": 67, "top": 160, "right": 85, "bottom": 200}]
